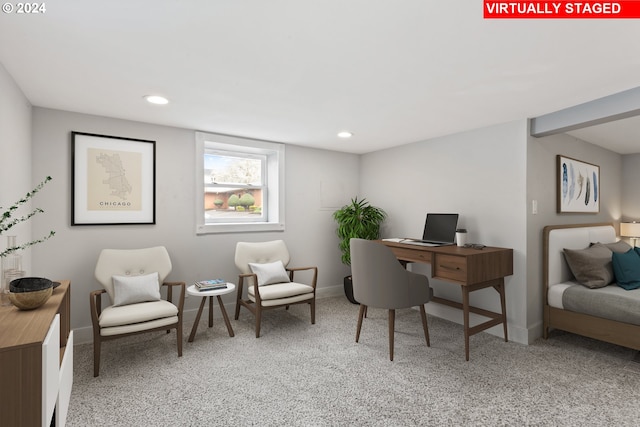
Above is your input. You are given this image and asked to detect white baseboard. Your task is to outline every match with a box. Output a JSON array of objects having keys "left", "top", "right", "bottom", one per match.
[
  {"left": 422, "top": 301, "right": 529, "bottom": 345},
  {"left": 74, "top": 287, "right": 534, "bottom": 347},
  {"left": 73, "top": 284, "right": 348, "bottom": 345}
]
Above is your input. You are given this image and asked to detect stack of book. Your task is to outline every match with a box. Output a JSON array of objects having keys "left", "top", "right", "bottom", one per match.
[{"left": 195, "top": 279, "right": 228, "bottom": 291}]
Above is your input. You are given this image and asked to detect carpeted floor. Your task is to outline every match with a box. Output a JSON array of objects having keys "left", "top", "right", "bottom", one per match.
[{"left": 67, "top": 296, "right": 640, "bottom": 426}]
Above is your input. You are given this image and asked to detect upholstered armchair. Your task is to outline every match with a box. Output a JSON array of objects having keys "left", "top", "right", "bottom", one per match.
[
  {"left": 234, "top": 240, "right": 317, "bottom": 337},
  {"left": 350, "top": 238, "right": 432, "bottom": 361},
  {"left": 90, "top": 246, "right": 185, "bottom": 377}
]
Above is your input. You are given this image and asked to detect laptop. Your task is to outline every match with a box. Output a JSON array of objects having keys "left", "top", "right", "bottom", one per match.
[{"left": 407, "top": 213, "right": 459, "bottom": 246}]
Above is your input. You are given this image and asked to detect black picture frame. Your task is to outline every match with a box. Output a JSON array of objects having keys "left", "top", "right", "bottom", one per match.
[
  {"left": 556, "top": 155, "right": 600, "bottom": 214},
  {"left": 72, "top": 131, "right": 156, "bottom": 225}
]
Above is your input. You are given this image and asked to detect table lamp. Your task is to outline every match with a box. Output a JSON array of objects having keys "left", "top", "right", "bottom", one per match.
[{"left": 620, "top": 221, "right": 640, "bottom": 247}]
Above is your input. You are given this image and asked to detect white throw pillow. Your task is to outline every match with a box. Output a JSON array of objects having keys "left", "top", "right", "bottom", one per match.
[
  {"left": 112, "top": 272, "right": 161, "bottom": 307},
  {"left": 248, "top": 261, "right": 291, "bottom": 286}
]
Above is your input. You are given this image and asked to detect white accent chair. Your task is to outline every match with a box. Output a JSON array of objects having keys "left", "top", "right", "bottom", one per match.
[
  {"left": 350, "top": 238, "right": 432, "bottom": 361},
  {"left": 234, "top": 240, "right": 317, "bottom": 337},
  {"left": 90, "top": 246, "right": 185, "bottom": 377}
]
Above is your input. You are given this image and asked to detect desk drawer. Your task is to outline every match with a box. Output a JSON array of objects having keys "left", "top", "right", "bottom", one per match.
[
  {"left": 391, "top": 247, "right": 432, "bottom": 263},
  {"left": 433, "top": 254, "right": 467, "bottom": 282}
]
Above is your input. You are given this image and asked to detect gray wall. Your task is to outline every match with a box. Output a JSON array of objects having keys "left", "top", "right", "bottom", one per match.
[
  {"left": 0, "top": 63, "right": 33, "bottom": 272},
  {"left": 622, "top": 153, "right": 640, "bottom": 221},
  {"left": 5, "top": 60, "right": 636, "bottom": 347},
  {"left": 360, "top": 120, "right": 530, "bottom": 344},
  {"left": 30, "top": 107, "right": 359, "bottom": 343},
  {"left": 526, "top": 131, "right": 622, "bottom": 339}
]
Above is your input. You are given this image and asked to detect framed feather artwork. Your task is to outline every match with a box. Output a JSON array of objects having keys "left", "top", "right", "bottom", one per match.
[{"left": 557, "top": 155, "right": 599, "bottom": 213}]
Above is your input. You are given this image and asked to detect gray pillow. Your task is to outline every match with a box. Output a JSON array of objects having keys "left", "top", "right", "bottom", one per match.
[
  {"left": 602, "top": 240, "right": 633, "bottom": 254},
  {"left": 563, "top": 243, "right": 614, "bottom": 289}
]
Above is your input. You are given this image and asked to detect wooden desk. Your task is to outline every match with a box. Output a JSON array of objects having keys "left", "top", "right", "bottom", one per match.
[{"left": 379, "top": 241, "right": 513, "bottom": 360}]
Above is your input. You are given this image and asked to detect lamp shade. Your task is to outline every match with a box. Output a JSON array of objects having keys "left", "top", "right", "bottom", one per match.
[{"left": 620, "top": 222, "right": 640, "bottom": 238}]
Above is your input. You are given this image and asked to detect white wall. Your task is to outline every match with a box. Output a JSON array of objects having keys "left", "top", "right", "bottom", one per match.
[
  {"left": 31, "top": 107, "right": 359, "bottom": 343},
  {"left": 526, "top": 131, "right": 622, "bottom": 339},
  {"left": 0, "top": 62, "right": 33, "bottom": 272},
  {"left": 360, "top": 120, "right": 530, "bottom": 344}
]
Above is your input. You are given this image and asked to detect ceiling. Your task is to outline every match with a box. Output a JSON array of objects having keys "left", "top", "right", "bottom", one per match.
[
  {"left": 566, "top": 115, "right": 640, "bottom": 155},
  {"left": 1, "top": 2, "right": 639, "bottom": 154}
]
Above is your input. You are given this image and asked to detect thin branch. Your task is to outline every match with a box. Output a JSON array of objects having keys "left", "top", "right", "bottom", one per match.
[{"left": 0, "top": 176, "right": 55, "bottom": 258}]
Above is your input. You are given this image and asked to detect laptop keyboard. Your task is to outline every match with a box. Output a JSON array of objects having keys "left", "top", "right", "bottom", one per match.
[{"left": 403, "top": 241, "right": 442, "bottom": 247}]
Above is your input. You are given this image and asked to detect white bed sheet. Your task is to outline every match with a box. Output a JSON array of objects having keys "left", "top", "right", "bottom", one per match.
[{"left": 548, "top": 281, "right": 578, "bottom": 309}]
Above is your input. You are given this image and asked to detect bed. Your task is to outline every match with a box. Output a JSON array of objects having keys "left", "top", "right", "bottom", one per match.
[{"left": 543, "top": 222, "right": 640, "bottom": 350}]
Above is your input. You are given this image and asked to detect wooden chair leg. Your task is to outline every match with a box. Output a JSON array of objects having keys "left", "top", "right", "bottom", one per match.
[
  {"left": 419, "top": 304, "right": 430, "bottom": 347},
  {"left": 310, "top": 299, "right": 316, "bottom": 324},
  {"left": 356, "top": 304, "right": 366, "bottom": 342},
  {"left": 93, "top": 336, "right": 101, "bottom": 377},
  {"left": 176, "top": 323, "right": 183, "bottom": 357},
  {"left": 388, "top": 309, "right": 395, "bottom": 361},
  {"left": 255, "top": 304, "right": 262, "bottom": 338},
  {"left": 364, "top": 305, "right": 368, "bottom": 318}
]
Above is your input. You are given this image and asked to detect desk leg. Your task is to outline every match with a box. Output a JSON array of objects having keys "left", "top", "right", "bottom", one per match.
[
  {"left": 188, "top": 296, "right": 207, "bottom": 342},
  {"left": 462, "top": 287, "right": 470, "bottom": 361},
  {"left": 217, "top": 295, "right": 235, "bottom": 337},
  {"left": 496, "top": 279, "right": 508, "bottom": 342}
]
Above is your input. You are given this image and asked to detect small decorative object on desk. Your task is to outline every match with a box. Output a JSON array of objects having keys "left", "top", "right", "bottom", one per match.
[
  {"left": 456, "top": 229, "right": 468, "bottom": 247},
  {"left": 463, "top": 243, "right": 486, "bottom": 250},
  {"left": 195, "top": 279, "right": 228, "bottom": 291}
]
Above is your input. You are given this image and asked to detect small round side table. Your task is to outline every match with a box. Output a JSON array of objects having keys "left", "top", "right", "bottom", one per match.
[{"left": 187, "top": 283, "right": 236, "bottom": 342}]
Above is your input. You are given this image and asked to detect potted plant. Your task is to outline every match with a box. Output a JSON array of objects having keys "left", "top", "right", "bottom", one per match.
[{"left": 333, "top": 197, "right": 387, "bottom": 304}]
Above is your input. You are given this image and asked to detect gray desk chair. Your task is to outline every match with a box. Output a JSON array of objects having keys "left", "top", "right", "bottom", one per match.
[{"left": 350, "top": 238, "right": 432, "bottom": 361}]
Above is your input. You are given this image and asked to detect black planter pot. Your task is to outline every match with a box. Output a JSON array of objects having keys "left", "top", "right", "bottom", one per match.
[{"left": 343, "top": 275, "right": 358, "bottom": 304}]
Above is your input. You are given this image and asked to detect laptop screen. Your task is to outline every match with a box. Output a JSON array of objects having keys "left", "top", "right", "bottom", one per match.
[{"left": 422, "top": 213, "right": 459, "bottom": 243}]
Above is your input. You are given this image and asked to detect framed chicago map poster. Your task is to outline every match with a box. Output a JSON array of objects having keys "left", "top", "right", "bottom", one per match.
[
  {"left": 72, "top": 132, "right": 156, "bottom": 225},
  {"left": 557, "top": 155, "right": 599, "bottom": 214}
]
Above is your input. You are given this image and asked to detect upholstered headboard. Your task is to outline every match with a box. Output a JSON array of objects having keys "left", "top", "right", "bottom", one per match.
[{"left": 543, "top": 223, "right": 616, "bottom": 291}]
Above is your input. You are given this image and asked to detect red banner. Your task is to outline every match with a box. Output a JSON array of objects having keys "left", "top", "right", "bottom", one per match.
[{"left": 484, "top": 1, "right": 640, "bottom": 18}]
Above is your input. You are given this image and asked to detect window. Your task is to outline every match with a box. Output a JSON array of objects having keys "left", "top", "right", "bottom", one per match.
[{"left": 196, "top": 132, "right": 285, "bottom": 234}]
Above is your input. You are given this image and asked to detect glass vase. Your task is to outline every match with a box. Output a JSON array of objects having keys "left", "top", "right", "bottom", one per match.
[{"left": 1, "top": 236, "right": 24, "bottom": 306}]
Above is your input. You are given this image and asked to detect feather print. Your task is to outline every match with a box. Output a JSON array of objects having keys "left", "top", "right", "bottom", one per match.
[
  {"left": 568, "top": 163, "right": 575, "bottom": 200},
  {"left": 585, "top": 176, "right": 590, "bottom": 205},
  {"left": 593, "top": 171, "right": 598, "bottom": 202},
  {"left": 562, "top": 163, "right": 568, "bottom": 201},
  {"left": 576, "top": 171, "right": 584, "bottom": 199}
]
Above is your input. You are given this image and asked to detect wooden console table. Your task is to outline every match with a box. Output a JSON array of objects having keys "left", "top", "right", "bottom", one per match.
[
  {"left": 379, "top": 241, "right": 513, "bottom": 360},
  {"left": 0, "top": 280, "right": 73, "bottom": 426}
]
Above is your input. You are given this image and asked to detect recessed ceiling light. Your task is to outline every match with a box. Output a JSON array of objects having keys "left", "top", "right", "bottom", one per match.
[
  {"left": 144, "top": 95, "right": 169, "bottom": 105},
  {"left": 337, "top": 131, "right": 353, "bottom": 138}
]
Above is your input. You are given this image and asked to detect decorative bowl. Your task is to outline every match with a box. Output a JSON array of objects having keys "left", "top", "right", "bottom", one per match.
[{"left": 9, "top": 277, "right": 54, "bottom": 310}]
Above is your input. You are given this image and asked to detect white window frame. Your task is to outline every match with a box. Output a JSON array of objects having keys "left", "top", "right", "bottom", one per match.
[{"left": 196, "top": 132, "right": 285, "bottom": 234}]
